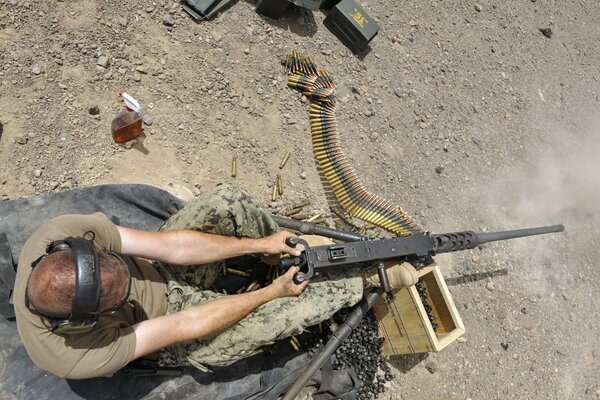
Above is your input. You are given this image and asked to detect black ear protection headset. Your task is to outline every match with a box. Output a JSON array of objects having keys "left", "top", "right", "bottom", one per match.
[{"left": 29, "top": 235, "right": 131, "bottom": 334}]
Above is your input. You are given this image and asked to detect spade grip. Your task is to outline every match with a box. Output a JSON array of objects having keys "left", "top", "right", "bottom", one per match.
[{"left": 282, "top": 236, "right": 310, "bottom": 284}]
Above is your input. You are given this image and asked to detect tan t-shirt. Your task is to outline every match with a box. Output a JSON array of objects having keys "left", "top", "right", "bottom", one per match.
[{"left": 13, "top": 213, "right": 168, "bottom": 379}]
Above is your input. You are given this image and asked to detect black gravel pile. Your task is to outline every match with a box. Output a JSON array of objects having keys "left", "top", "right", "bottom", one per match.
[{"left": 300, "top": 308, "right": 394, "bottom": 400}]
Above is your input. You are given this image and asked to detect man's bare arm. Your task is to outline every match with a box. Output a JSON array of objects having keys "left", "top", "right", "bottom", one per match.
[
  {"left": 116, "top": 226, "right": 300, "bottom": 265},
  {"left": 131, "top": 267, "right": 308, "bottom": 360}
]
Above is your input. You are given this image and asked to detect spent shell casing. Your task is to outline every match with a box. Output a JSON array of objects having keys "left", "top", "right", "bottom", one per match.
[
  {"left": 279, "top": 151, "right": 291, "bottom": 169},
  {"left": 249, "top": 348, "right": 266, "bottom": 357},
  {"left": 231, "top": 157, "right": 237, "bottom": 178},
  {"left": 290, "top": 336, "right": 300, "bottom": 351},
  {"left": 312, "top": 217, "right": 327, "bottom": 225},
  {"left": 291, "top": 213, "right": 310, "bottom": 220},
  {"left": 284, "top": 206, "right": 304, "bottom": 216},
  {"left": 271, "top": 182, "right": 278, "bottom": 201},
  {"left": 306, "top": 213, "right": 321, "bottom": 222},
  {"left": 277, "top": 174, "right": 283, "bottom": 195},
  {"left": 293, "top": 199, "right": 311, "bottom": 209},
  {"left": 226, "top": 268, "right": 251, "bottom": 278}
]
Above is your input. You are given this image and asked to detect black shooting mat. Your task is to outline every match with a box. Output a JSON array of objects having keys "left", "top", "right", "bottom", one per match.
[{"left": 0, "top": 184, "right": 358, "bottom": 400}]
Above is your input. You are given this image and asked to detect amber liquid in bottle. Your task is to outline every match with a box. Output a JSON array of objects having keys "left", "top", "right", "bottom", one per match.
[{"left": 111, "top": 110, "right": 142, "bottom": 143}]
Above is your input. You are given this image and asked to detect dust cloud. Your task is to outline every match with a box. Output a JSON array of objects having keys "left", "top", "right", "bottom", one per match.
[{"left": 480, "top": 121, "right": 600, "bottom": 243}]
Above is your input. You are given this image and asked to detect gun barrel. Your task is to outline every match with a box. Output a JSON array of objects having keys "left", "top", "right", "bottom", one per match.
[
  {"left": 476, "top": 224, "right": 564, "bottom": 244},
  {"left": 433, "top": 224, "right": 564, "bottom": 253}
]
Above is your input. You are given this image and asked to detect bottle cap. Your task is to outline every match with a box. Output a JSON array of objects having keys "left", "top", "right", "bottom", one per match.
[{"left": 118, "top": 89, "right": 141, "bottom": 113}]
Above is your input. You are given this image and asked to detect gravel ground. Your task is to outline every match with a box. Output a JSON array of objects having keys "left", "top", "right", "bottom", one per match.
[{"left": 1, "top": 0, "right": 599, "bottom": 399}]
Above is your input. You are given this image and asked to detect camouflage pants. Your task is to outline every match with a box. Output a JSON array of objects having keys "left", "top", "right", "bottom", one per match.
[{"left": 156, "top": 183, "right": 363, "bottom": 371}]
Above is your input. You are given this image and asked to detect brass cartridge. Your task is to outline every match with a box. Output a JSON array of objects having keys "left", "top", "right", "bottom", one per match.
[
  {"left": 226, "top": 268, "right": 251, "bottom": 278},
  {"left": 231, "top": 157, "right": 237, "bottom": 178},
  {"left": 279, "top": 151, "right": 291, "bottom": 169},
  {"left": 277, "top": 174, "right": 283, "bottom": 195},
  {"left": 271, "top": 182, "right": 278, "bottom": 201}
]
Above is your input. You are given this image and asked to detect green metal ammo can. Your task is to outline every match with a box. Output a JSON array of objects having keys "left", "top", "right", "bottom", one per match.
[
  {"left": 255, "top": 0, "right": 293, "bottom": 18},
  {"left": 319, "top": 0, "right": 341, "bottom": 9},
  {"left": 323, "top": 0, "right": 379, "bottom": 53},
  {"left": 292, "top": 0, "right": 322, "bottom": 11}
]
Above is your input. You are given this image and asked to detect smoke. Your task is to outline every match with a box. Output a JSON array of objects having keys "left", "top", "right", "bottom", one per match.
[
  {"left": 509, "top": 128, "right": 600, "bottom": 231},
  {"left": 483, "top": 123, "right": 600, "bottom": 245}
]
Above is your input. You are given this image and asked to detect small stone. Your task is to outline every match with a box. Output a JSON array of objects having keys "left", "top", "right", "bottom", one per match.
[
  {"left": 136, "top": 65, "right": 148, "bottom": 74},
  {"left": 32, "top": 64, "right": 41, "bottom": 75},
  {"left": 163, "top": 14, "right": 175, "bottom": 27},
  {"left": 97, "top": 56, "right": 110, "bottom": 68},
  {"left": 119, "top": 17, "right": 128, "bottom": 27},
  {"left": 424, "top": 361, "right": 438, "bottom": 374},
  {"left": 15, "top": 136, "right": 27, "bottom": 145},
  {"left": 495, "top": 309, "right": 508, "bottom": 320},
  {"left": 394, "top": 89, "right": 406, "bottom": 98},
  {"left": 132, "top": 73, "right": 141, "bottom": 82},
  {"left": 142, "top": 114, "right": 153, "bottom": 126},
  {"left": 145, "top": 6, "right": 155, "bottom": 13},
  {"left": 501, "top": 342, "right": 509, "bottom": 350},
  {"left": 88, "top": 104, "right": 100, "bottom": 115},
  {"left": 33, "top": 169, "right": 43, "bottom": 178},
  {"left": 434, "top": 165, "right": 444, "bottom": 174},
  {"left": 539, "top": 28, "right": 553, "bottom": 38},
  {"left": 457, "top": 337, "right": 467, "bottom": 343},
  {"left": 486, "top": 281, "right": 495, "bottom": 291},
  {"left": 244, "top": 48, "right": 250, "bottom": 55},
  {"left": 519, "top": 315, "right": 535, "bottom": 331},
  {"left": 475, "top": 4, "right": 482, "bottom": 12},
  {"left": 300, "top": 171, "right": 307, "bottom": 180},
  {"left": 211, "top": 29, "right": 224, "bottom": 42}
]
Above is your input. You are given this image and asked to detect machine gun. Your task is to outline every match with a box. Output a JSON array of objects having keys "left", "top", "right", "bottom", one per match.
[
  {"left": 272, "top": 216, "right": 564, "bottom": 400},
  {"left": 275, "top": 216, "right": 564, "bottom": 294},
  {"left": 280, "top": 222, "right": 564, "bottom": 291}
]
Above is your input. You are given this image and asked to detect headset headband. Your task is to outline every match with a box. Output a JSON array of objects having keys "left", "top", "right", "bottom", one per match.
[
  {"left": 56, "top": 237, "right": 101, "bottom": 326},
  {"left": 29, "top": 236, "right": 102, "bottom": 333}
]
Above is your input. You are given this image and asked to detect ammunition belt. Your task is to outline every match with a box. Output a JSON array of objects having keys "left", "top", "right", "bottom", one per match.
[{"left": 283, "top": 51, "right": 425, "bottom": 236}]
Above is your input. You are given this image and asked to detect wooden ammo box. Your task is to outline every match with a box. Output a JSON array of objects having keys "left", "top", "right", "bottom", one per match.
[
  {"left": 373, "top": 264, "right": 465, "bottom": 355},
  {"left": 323, "top": 0, "right": 379, "bottom": 53}
]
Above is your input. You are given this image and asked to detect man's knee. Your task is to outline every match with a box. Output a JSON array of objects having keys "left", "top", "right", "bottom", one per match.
[{"left": 208, "top": 183, "right": 251, "bottom": 203}]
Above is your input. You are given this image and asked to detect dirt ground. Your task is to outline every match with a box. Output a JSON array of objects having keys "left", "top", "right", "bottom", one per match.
[{"left": 1, "top": 0, "right": 599, "bottom": 399}]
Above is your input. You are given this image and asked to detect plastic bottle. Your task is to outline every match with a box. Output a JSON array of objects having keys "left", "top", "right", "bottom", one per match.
[{"left": 111, "top": 90, "right": 143, "bottom": 143}]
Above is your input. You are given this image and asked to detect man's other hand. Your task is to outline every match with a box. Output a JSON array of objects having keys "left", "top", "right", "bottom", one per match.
[
  {"left": 267, "top": 266, "right": 309, "bottom": 298},
  {"left": 259, "top": 231, "right": 301, "bottom": 257}
]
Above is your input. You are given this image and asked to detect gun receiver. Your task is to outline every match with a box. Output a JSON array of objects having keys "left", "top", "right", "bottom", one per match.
[{"left": 276, "top": 216, "right": 564, "bottom": 285}]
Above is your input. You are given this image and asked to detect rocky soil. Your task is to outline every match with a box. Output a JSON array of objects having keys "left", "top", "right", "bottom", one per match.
[{"left": 1, "top": 0, "right": 599, "bottom": 399}]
